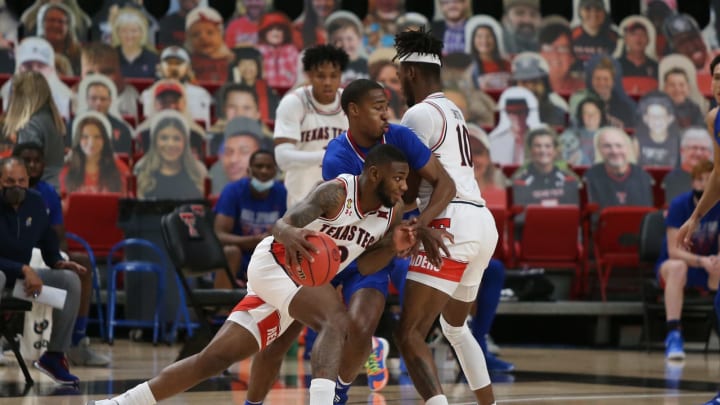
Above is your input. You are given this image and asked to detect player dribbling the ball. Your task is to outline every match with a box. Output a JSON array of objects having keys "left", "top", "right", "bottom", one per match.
[{"left": 87, "top": 144, "right": 444, "bottom": 405}]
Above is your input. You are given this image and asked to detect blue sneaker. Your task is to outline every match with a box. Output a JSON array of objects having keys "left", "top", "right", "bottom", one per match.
[
  {"left": 664, "top": 330, "right": 685, "bottom": 361},
  {"left": 365, "top": 337, "right": 389, "bottom": 392},
  {"left": 485, "top": 352, "right": 515, "bottom": 373},
  {"left": 334, "top": 379, "right": 350, "bottom": 404},
  {"left": 703, "top": 393, "right": 720, "bottom": 404},
  {"left": 34, "top": 352, "right": 79, "bottom": 385}
]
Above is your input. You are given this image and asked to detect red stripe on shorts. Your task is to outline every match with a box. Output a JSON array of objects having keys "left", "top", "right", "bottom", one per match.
[
  {"left": 408, "top": 253, "right": 467, "bottom": 282},
  {"left": 232, "top": 295, "right": 282, "bottom": 349}
]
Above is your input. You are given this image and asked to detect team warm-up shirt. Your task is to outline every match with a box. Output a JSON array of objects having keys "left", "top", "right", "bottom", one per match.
[
  {"left": 273, "top": 85, "right": 348, "bottom": 207},
  {"left": 268, "top": 173, "right": 395, "bottom": 275},
  {"left": 400, "top": 92, "right": 484, "bottom": 209},
  {"left": 511, "top": 165, "right": 580, "bottom": 206},
  {"left": 322, "top": 124, "right": 432, "bottom": 180},
  {"left": 584, "top": 163, "right": 654, "bottom": 209}
]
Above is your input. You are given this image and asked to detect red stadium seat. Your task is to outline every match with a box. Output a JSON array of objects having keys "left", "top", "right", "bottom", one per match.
[
  {"left": 65, "top": 193, "right": 124, "bottom": 258},
  {"left": 592, "top": 206, "right": 656, "bottom": 301},
  {"left": 488, "top": 205, "right": 513, "bottom": 267},
  {"left": 513, "top": 205, "right": 585, "bottom": 298}
]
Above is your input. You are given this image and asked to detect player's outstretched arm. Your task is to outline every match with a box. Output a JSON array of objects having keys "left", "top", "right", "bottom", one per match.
[
  {"left": 357, "top": 200, "right": 415, "bottom": 275},
  {"left": 272, "top": 180, "right": 346, "bottom": 271},
  {"left": 678, "top": 108, "right": 720, "bottom": 249}
]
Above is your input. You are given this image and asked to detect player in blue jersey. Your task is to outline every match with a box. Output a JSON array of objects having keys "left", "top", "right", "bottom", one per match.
[
  {"left": 241, "top": 78, "right": 456, "bottom": 404},
  {"left": 677, "top": 54, "right": 720, "bottom": 405}
]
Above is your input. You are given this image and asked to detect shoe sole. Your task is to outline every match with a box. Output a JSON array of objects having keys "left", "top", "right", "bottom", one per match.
[
  {"left": 666, "top": 353, "right": 686, "bottom": 361},
  {"left": 33, "top": 361, "right": 79, "bottom": 385}
]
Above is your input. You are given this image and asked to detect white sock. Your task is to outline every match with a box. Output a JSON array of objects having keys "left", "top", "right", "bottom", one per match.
[
  {"left": 111, "top": 382, "right": 157, "bottom": 405},
  {"left": 309, "top": 378, "right": 336, "bottom": 405},
  {"left": 425, "top": 394, "right": 449, "bottom": 405},
  {"left": 440, "top": 315, "right": 491, "bottom": 390}
]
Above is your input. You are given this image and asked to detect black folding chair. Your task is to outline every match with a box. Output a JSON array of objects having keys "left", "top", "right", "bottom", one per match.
[{"left": 0, "top": 297, "right": 34, "bottom": 385}]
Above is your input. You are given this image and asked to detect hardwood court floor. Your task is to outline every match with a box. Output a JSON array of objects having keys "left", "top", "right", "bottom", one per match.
[{"left": 1, "top": 340, "right": 720, "bottom": 404}]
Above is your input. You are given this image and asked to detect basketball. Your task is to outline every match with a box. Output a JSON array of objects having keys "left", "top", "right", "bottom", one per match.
[{"left": 287, "top": 233, "right": 341, "bottom": 287}]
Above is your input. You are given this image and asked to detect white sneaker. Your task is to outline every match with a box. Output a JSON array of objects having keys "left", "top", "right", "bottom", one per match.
[
  {"left": 86, "top": 400, "right": 119, "bottom": 405},
  {"left": 68, "top": 337, "right": 110, "bottom": 367},
  {"left": 486, "top": 334, "right": 501, "bottom": 355}
]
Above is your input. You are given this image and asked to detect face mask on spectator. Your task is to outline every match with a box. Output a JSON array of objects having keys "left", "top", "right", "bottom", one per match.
[
  {"left": 2, "top": 186, "right": 26, "bottom": 206},
  {"left": 250, "top": 177, "right": 274, "bottom": 192}
]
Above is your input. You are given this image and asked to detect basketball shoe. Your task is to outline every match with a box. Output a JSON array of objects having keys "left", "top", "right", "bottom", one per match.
[
  {"left": 365, "top": 336, "right": 389, "bottom": 392},
  {"left": 34, "top": 352, "right": 79, "bottom": 385},
  {"left": 665, "top": 330, "right": 685, "bottom": 361},
  {"left": 703, "top": 393, "right": 720, "bottom": 404}
]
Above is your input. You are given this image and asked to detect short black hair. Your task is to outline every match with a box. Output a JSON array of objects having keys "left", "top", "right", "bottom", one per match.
[
  {"left": 710, "top": 54, "right": 720, "bottom": 76},
  {"left": 249, "top": 149, "right": 275, "bottom": 166},
  {"left": 302, "top": 44, "right": 349, "bottom": 72},
  {"left": 364, "top": 144, "right": 408, "bottom": 170},
  {"left": 217, "top": 83, "right": 259, "bottom": 119},
  {"left": 340, "top": 79, "right": 384, "bottom": 114},
  {"left": 539, "top": 20, "right": 572, "bottom": 46},
  {"left": 393, "top": 27, "right": 443, "bottom": 78},
  {"left": 12, "top": 142, "right": 44, "bottom": 158}
]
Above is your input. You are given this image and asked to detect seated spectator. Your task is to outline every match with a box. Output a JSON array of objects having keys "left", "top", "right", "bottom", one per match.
[
  {"left": 135, "top": 80, "right": 206, "bottom": 160},
  {"left": 12, "top": 143, "right": 110, "bottom": 367},
  {"left": 571, "top": 55, "right": 636, "bottom": 128},
  {"left": 442, "top": 55, "right": 498, "bottom": 127},
  {"left": 510, "top": 52, "right": 568, "bottom": 126},
  {"left": 538, "top": 15, "right": 585, "bottom": 95},
  {"left": 664, "top": 14, "right": 709, "bottom": 74},
  {"left": 228, "top": 47, "right": 280, "bottom": 121},
  {"left": 663, "top": 127, "right": 713, "bottom": 202},
  {"left": 36, "top": 3, "right": 82, "bottom": 75},
  {"left": 20, "top": 0, "right": 90, "bottom": 41},
  {"left": 511, "top": 125, "right": 580, "bottom": 207},
  {"left": 74, "top": 74, "right": 133, "bottom": 154},
  {"left": 431, "top": 0, "right": 472, "bottom": 55},
  {"left": 644, "top": 0, "right": 675, "bottom": 57},
  {"left": 469, "top": 124, "right": 508, "bottom": 207},
  {"left": 213, "top": 149, "right": 286, "bottom": 283},
  {"left": 294, "top": 0, "right": 336, "bottom": 49},
  {"left": 3, "top": 71, "right": 65, "bottom": 190},
  {"left": 209, "top": 117, "right": 268, "bottom": 195},
  {"left": 0, "top": 37, "right": 72, "bottom": 121},
  {"left": 571, "top": 0, "right": 619, "bottom": 64},
  {"left": 559, "top": 95, "right": 607, "bottom": 165},
  {"left": 362, "top": 0, "right": 397, "bottom": 50},
  {"left": 256, "top": 12, "right": 300, "bottom": 89},
  {"left": 656, "top": 159, "right": 720, "bottom": 361},
  {"left": 225, "top": 0, "right": 271, "bottom": 47},
  {"left": 614, "top": 16, "right": 659, "bottom": 93},
  {"left": 465, "top": 15, "right": 511, "bottom": 92},
  {"left": 140, "top": 46, "right": 212, "bottom": 128},
  {"left": 0, "top": 157, "right": 84, "bottom": 385},
  {"left": 444, "top": 87, "right": 495, "bottom": 130},
  {"left": 369, "top": 58, "right": 406, "bottom": 116},
  {"left": 60, "top": 112, "right": 130, "bottom": 197},
  {"left": 584, "top": 126, "right": 653, "bottom": 209},
  {"left": 489, "top": 86, "right": 541, "bottom": 165},
  {"left": 111, "top": 7, "right": 159, "bottom": 79},
  {"left": 209, "top": 83, "right": 274, "bottom": 156},
  {"left": 133, "top": 110, "right": 207, "bottom": 200},
  {"left": 661, "top": 66, "right": 706, "bottom": 129},
  {"left": 158, "top": 0, "right": 198, "bottom": 47},
  {"left": 501, "top": 0, "right": 541, "bottom": 55},
  {"left": 91, "top": 0, "right": 158, "bottom": 47},
  {"left": 632, "top": 91, "right": 682, "bottom": 167},
  {"left": 326, "top": 11, "right": 369, "bottom": 86},
  {"left": 185, "top": 6, "right": 234, "bottom": 83},
  {"left": 80, "top": 42, "right": 140, "bottom": 120},
  {"left": 0, "top": 0, "right": 19, "bottom": 52}
]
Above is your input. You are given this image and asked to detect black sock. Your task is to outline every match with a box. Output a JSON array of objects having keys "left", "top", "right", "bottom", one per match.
[{"left": 667, "top": 319, "right": 681, "bottom": 333}]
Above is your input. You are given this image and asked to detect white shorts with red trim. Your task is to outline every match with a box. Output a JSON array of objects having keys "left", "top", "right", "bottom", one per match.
[
  {"left": 407, "top": 202, "right": 497, "bottom": 302},
  {"left": 227, "top": 237, "right": 300, "bottom": 349}
]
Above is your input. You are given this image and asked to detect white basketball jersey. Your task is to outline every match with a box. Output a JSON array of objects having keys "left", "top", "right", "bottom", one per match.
[
  {"left": 267, "top": 174, "right": 395, "bottom": 276},
  {"left": 401, "top": 92, "right": 484, "bottom": 210},
  {"left": 274, "top": 85, "right": 349, "bottom": 207}
]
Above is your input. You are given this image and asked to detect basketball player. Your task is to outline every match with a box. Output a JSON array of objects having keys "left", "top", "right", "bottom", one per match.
[
  {"left": 241, "top": 78, "right": 457, "bottom": 405},
  {"left": 87, "top": 145, "right": 423, "bottom": 405},
  {"left": 274, "top": 44, "right": 349, "bottom": 208},
  {"left": 677, "top": 54, "right": 720, "bottom": 405},
  {"left": 393, "top": 28, "right": 498, "bottom": 405}
]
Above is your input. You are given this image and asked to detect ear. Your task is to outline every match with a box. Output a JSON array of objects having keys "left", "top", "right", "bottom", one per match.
[
  {"left": 367, "top": 165, "right": 380, "bottom": 182},
  {"left": 349, "top": 102, "right": 359, "bottom": 116}
]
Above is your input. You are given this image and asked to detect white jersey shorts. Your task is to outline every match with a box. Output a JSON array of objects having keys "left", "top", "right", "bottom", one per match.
[{"left": 407, "top": 201, "right": 498, "bottom": 302}]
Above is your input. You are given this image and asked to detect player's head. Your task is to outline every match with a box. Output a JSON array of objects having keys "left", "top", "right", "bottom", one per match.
[
  {"left": 393, "top": 27, "right": 443, "bottom": 107},
  {"left": 710, "top": 54, "right": 720, "bottom": 103},
  {"left": 303, "top": 44, "right": 349, "bottom": 105},
  {"left": 341, "top": 79, "right": 389, "bottom": 139},
  {"left": 363, "top": 144, "right": 409, "bottom": 208}
]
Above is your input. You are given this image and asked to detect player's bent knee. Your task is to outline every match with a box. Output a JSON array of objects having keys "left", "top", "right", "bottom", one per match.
[{"left": 439, "top": 314, "right": 469, "bottom": 344}]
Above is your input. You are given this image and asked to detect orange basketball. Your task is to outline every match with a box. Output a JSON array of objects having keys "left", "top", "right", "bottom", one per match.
[{"left": 287, "top": 233, "right": 341, "bottom": 287}]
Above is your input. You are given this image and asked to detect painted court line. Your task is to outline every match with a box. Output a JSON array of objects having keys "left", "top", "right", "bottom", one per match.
[{"left": 452, "top": 391, "right": 713, "bottom": 403}]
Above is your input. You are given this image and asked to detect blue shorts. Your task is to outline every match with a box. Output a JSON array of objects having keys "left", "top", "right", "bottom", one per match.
[
  {"left": 655, "top": 263, "right": 710, "bottom": 290},
  {"left": 332, "top": 257, "right": 409, "bottom": 304}
]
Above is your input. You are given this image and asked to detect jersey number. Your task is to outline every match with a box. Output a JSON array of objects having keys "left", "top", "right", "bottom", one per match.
[{"left": 456, "top": 124, "right": 473, "bottom": 167}]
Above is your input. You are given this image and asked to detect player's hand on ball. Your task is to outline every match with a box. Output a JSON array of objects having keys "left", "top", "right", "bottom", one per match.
[
  {"left": 280, "top": 228, "right": 320, "bottom": 271},
  {"left": 393, "top": 222, "right": 416, "bottom": 257},
  {"left": 416, "top": 226, "right": 454, "bottom": 269}
]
